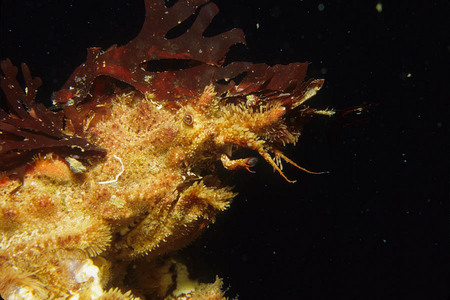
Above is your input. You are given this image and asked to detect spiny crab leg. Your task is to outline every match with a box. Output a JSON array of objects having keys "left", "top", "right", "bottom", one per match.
[
  {"left": 220, "top": 154, "right": 258, "bottom": 173},
  {"left": 272, "top": 149, "right": 329, "bottom": 175},
  {"left": 256, "top": 150, "right": 297, "bottom": 183},
  {"left": 256, "top": 148, "right": 328, "bottom": 183}
]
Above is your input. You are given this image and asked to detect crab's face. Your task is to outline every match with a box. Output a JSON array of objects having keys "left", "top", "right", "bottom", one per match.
[{"left": 162, "top": 80, "right": 328, "bottom": 183}]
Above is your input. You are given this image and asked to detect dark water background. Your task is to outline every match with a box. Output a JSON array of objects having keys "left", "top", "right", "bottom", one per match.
[{"left": 1, "top": 0, "right": 449, "bottom": 298}]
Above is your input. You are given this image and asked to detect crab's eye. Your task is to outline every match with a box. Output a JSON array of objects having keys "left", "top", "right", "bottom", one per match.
[{"left": 183, "top": 114, "right": 193, "bottom": 125}]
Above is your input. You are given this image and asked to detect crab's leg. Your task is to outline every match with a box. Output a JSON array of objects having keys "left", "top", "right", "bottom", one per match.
[
  {"left": 273, "top": 149, "right": 329, "bottom": 175},
  {"left": 257, "top": 150, "right": 297, "bottom": 183},
  {"left": 218, "top": 133, "right": 296, "bottom": 182}
]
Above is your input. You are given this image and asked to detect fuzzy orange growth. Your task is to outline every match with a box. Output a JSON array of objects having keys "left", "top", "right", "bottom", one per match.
[
  {"left": 27, "top": 156, "right": 73, "bottom": 182},
  {"left": 0, "top": 177, "right": 11, "bottom": 185}
]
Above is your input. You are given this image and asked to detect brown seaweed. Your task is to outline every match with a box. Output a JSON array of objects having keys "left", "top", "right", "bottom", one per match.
[
  {"left": 52, "top": 0, "right": 320, "bottom": 107},
  {"left": 0, "top": 59, "right": 106, "bottom": 175}
]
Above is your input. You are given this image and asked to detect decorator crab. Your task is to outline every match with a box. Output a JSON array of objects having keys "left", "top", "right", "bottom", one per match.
[{"left": 0, "top": 0, "right": 334, "bottom": 299}]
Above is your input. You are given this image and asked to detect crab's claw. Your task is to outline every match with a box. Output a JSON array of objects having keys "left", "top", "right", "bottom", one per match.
[{"left": 221, "top": 154, "right": 258, "bottom": 173}]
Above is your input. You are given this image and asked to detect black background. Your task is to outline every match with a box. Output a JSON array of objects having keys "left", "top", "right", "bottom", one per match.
[{"left": 1, "top": 0, "right": 449, "bottom": 299}]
